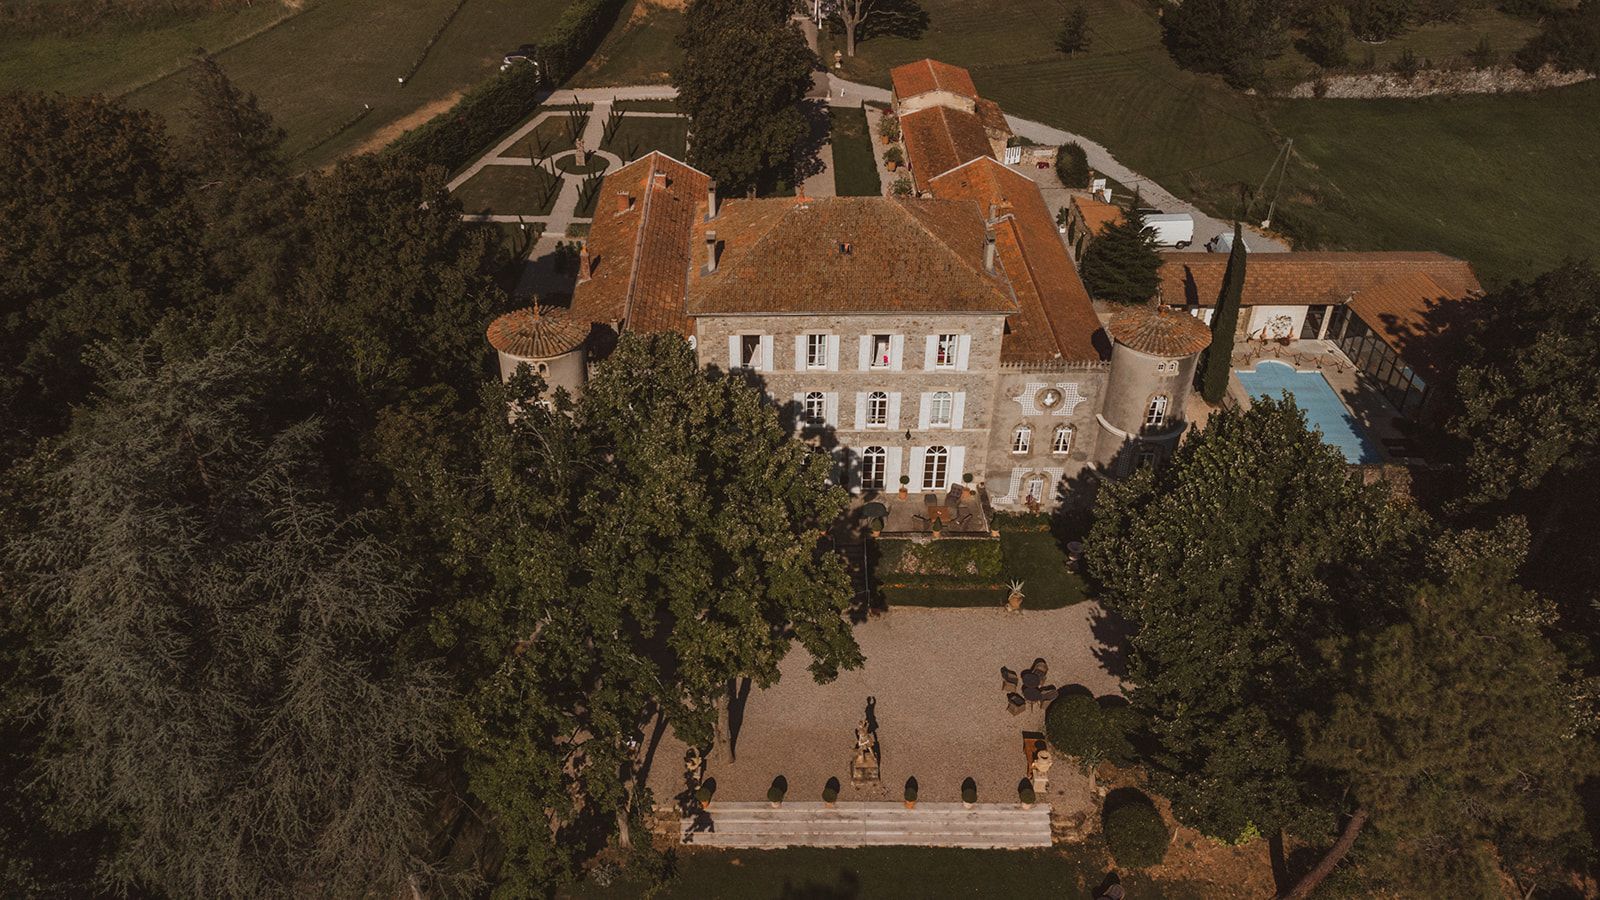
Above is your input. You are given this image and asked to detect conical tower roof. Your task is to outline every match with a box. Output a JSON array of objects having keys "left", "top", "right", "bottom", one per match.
[
  {"left": 486, "top": 305, "right": 588, "bottom": 359},
  {"left": 1106, "top": 304, "right": 1212, "bottom": 357}
]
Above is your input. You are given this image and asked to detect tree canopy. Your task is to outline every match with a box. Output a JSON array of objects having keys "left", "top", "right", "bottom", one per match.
[
  {"left": 14, "top": 346, "right": 448, "bottom": 900},
  {"left": 673, "top": 0, "right": 814, "bottom": 192},
  {"left": 1160, "top": 0, "right": 1284, "bottom": 90},
  {"left": 1079, "top": 204, "right": 1162, "bottom": 305},
  {"left": 1087, "top": 397, "right": 1422, "bottom": 839},
  {"left": 399, "top": 332, "right": 863, "bottom": 896}
]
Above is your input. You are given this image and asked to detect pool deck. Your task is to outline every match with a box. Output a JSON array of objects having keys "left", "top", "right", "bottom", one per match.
[{"left": 1229, "top": 340, "right": 1418, "bottom": 464}]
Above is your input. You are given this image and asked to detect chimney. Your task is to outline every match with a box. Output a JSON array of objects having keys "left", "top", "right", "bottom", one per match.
[
  {"left": 998, "top": 200, "right": 1014, "bottom": 219},
  {"left": 988, "top": 202, "right": 996, "bottom": 219},
  {"left": 578, "top": 244, "right": 591, "bottom": 282},
  {"left": 617, "top": 191, "right": 633, "bottom": 214},
  {"left": 706, "top": 179, "right": 719, "bottom": 221},
  {"left": 704, "top": 230, "right": 719, "bottom": 275},
  {"left": 984, "top": 229, "right": 997, "bottom": 273},
  {"left": 653, "top": 171, "right": 668, "bottom": 190}
]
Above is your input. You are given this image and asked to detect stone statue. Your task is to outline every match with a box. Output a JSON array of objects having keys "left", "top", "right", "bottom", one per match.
[
  {"left": 574, "top": 138, "right": 587, "bottom": 167},
  {"left": 1030, "top": 748, "right": 1052, "bottom": 791}
]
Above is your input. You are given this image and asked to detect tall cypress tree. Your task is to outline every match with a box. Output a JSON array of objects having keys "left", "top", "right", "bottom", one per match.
[{"left": 1199, "top": 222, "right": 1246, "bottom": 404}]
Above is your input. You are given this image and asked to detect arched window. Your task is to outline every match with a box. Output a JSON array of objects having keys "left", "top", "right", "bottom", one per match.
[
  {"left": 923, "top": 446, "right": 948, "bottom": 489},
  {"left": 1012, "top": 426, "right": 1031, "bottom": 454},
  {"left": 804, "top": 391, "right": 825, "bottom": 424},
  {"left": 867, "top": 391, "right": 888, "bottom": 426},
  {"left": 930, "top": 391, "right": 953, "bottom": 426},
  {"left": 1145, "top": 394, "right": 1169, "bottom": 428},
  {"left": 862, "top": 446, "right": 886, "bottom": 490},
  {"left": 1052, "top": 425, "right": 1073, "bottom": 455}
]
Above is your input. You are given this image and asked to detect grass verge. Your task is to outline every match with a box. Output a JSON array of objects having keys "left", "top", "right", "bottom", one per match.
[
  {"left": 452, "top": 165, "right": 561, "bottom": 216},
  {"left": 828, "top": 105, "right": 882, "bottom": 197}
]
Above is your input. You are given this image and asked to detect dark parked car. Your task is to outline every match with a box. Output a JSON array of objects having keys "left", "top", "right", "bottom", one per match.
[{"left": 502, "top": 44, "right": 540, "bottom": 72}]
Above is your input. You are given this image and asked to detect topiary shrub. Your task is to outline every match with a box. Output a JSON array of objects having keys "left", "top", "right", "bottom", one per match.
[
  {"left": 1046, "top": 692, "right": 1138, "bottom": 768},
  {"left": 960, "top": 777, "right": 977, "bottom": 804},
  {"left": 1103, "top": 791, "right": 1169, "bottom": 868},
  {"left": 1055, "top": 141, "right": 1091, "bottom": 189}
]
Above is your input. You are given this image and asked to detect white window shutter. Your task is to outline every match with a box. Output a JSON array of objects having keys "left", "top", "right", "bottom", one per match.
[
  {"left": 795, "top": 335, "right": 806, "bottom": 372},
  {"left": 888, "top": 392, "right": 902, "bottom": 428},
  {"left": 909, "top": 446, "right": 926, "bottom": 490},
  {"left": 824, "top": 392, "right": 838, "bottom": 427},
  {"left": 827, "top": 334, "right": 840, "bottom": 371},
  {"left": 887, "top": 446, "right": 903, "bottom": 487},
  {"left": 924, "top": 335, "right": 938, "bottom": 370},
  {"left": 759, "top": 335, "right": 773, "bottom": 372},
  {"left": 890, "top": 334, "right": 905, "bottom": 371},
  {"left": 917, "top": 393, "right": 932, "bottom": 430},
  {"left": 952, "top": 392, "right": 966, "bottom": 429},
  {"left": 729, "top": 335, "right": 741, "bottom": 369},
  {"left": 858, "top": 335, "right": 871, "bottom": 370},
  {"left": 853, "top": 392, "right": 867, "bottom": 429},
  {"left": 949, "top": 446, "right": 966, "bottom": 484},
  {"left": 957, "top": 334, "right": 972, "bottom": 371}
]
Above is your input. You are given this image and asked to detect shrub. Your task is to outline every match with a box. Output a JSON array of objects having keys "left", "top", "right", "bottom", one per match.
[
  {"left": 904, "top": 778, "right": 918, "bottom": 803},
  {"left": 388, "top": 63, "right": 546, "bottom": 173},
  {"left": 877, "top": 114, "right": 900, "bottom": 142},
  {"left": 823, "top": 777, "right": 840, "bottom": 803},
  {"left": 1055, "top": 141, "right": 1091, "bottom": 189},
  {"left": 694, "top": 785, "right": 712, "bottom": 805},
  {"left": 1019, "top": 783, "right": 1036, "bottom": 804},
  {"left": 542, "top": 0, "right": 629, "bottom": 85},
  {"left": 891, "top": 175, "right": 914, "bottom": 196},
  {"left": 767, "top": 784, "right": 785, "bottom": 803},
  {"left": 960, "top": 778, "right": 978, "bottom": 804},
  {"left": 884, "top": 145, "right": 905, "bottom": 164},
  {"left": 1104, "top": 795, "right": 1170, "bottom": 868},
  {"left": 1046, "top": 694, "right": 1138, "bottom": 767}
]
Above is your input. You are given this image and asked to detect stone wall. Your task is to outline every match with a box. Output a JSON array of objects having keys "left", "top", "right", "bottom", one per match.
[{"left": 1284, "top": 64, "right": 1593, "bottom": 100}]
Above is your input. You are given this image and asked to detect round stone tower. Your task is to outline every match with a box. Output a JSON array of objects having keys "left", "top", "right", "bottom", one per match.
[
  {"left": 1095, "top": 304, "right": 1214, "bottom": 472},
  {"left": 485, "top": 305, "right": 590, "bottom": 400}
]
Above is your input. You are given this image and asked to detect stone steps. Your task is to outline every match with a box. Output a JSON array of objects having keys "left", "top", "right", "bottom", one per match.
[{"left": 679, "top": 801, "right": 1053, "bottom": 849}]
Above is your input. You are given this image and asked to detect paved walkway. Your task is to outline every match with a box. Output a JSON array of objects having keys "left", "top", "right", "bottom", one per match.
[{"left": 641, "top": 604, "right": 1126, "bottom": 822}]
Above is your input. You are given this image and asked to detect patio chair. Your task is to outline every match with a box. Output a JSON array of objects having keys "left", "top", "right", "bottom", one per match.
[
  {"left": 1031, "top": 658, "right": 1049, "bottom": 679},
  {"left": 1038, "top": 685, "right": 1059, "bottom": 705},
  {"left": 1001, "top": 666, "right": 1018, "bottom": 691},
  {"left": 1006, "top": 693, "right": 1026, "bottom": 716}
]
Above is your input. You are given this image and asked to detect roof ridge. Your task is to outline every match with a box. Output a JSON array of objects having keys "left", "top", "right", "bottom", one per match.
[
  {"left": 619, "top": 155, "right": 659, "bottom": 327},
  {"left": 896, "top": 198, "right": 1017, "bottom": 311}
]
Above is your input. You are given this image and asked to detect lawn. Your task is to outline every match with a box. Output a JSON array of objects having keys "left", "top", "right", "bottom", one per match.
[
  {"left": 106, "top": 0, "right": 568, "bottom": 165},
  {"left": 560, "top": 844, "right": 1213, "bottom": 899},
  {"left": 566, "top": 0, "right": 684, "bottom": 88},
  {"left": 451, "top": 165, "right": 561, "bottom": 216},
  {"left": 1268, "top": 80, "right": 1600, "bottom": 287},
  {"left": 520, "top": 113, "right": 586, "bottom": 159},
  {"left": 874, "top": 528, "right": 1089, "bottom": 610},
  {"left": 600, "top": 114, "right": 689, "bottom": 162},
  {"left": 828, "top": 105, "right": 882, "bottom": 197}
]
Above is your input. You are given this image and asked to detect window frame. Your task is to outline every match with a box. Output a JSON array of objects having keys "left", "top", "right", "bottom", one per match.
[
  {"left": 929, "top": 391, "right": 953, "bottom": 427},
  {"left": 1145, "top": 394, "right": 1169, "bottom": 428},
  {"left": 862, "top": 446, "right": 887, "bottom": 490},
  {"left": 740, "top": 334, "right": 762, "bottom": 369},
  {"left": 1051, "top": 425, "right": 1073, "bottom": 455},
  {"left": 803, "top": 391, "right": 826, "bottom": 425},
  {"left": 1012, "top": 426, "right": 1031, "bottom": 454},
  {"left": 867, "top": 391, "right": 888, "bottom": 427},
  {"left": 923, "top": 445, "right": 949, "bottom": 490},
  {"left": 870, "top": 334, "right": 891, "bottom": 369},
  {"left": 935, "top": 333, "right": 958, "bottom": 368},
  {"left": 806, "top": 333, "right": 828, "bottom": 369}
]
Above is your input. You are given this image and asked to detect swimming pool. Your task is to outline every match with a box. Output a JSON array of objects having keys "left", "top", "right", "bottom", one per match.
[{"left": 1235, "top": 360, "right": 1382, "bottom": 464}]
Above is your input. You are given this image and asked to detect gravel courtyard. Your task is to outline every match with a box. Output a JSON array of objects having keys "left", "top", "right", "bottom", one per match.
[{"left": 643, "top": 603, "right": 1127, "bottom": 817}]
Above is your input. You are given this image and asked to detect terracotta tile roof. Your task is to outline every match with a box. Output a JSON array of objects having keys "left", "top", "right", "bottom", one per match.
[
  {"left": 891, "top": 59, "right": 978, "bottom": 102},
  {"left": 1107, "top": 304, "right": 1212, "bottom": 357},
  {"left": 568, "top": 151, "right": 709, "bottom": 337},
  {"left": 685, "top": 196, "right": 1017, "bottom": 315},
  {"left": 1072, "top": 194, "right": 1122, "bottom": 236},
  {"left": 486, "top": 305, "right": 589, "bottom": 358},
  {"left": 901, "top": 105, "right": 995, "bottom": 193},
  {"left": 931, "top": 158, "right": 1105, "bottom": 362},
  {"left": 973, "top": 97, "right": 1012, "bottom": 139},
  {"left": 1157, "top": 251, "right": 1481, "bottom": 308},
  {"left": 1346, "top": 271, "right": 1466, "bottom": 381}
]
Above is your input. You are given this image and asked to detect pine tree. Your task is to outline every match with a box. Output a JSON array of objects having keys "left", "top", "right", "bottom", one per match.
[
  {"left": 1078, "top": 200, "right": 1162, "bottom": 305},
  {"left": 1198, "top": 222, "right": 1245, "bottom": 404}
]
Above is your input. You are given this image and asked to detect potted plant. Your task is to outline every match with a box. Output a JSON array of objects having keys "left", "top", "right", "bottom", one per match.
[
  {"left": 962, "top": 472, "right": 975, "bottom": 497},
  {"left": 1019, "top": 781, "right": 1036, "bottom": 810},
  {"left": 931, "top": 518, "right": 943, "bottom": 534},
  {"left": 891, "top": 175, "right": 914, "bottom": 197},
  {"left": 878, "top": 113, "right": 900, "bottom": 144},
  {"left": 767, "top": 776, "right": 787, "bottom": 808},
  {"left": 870, "top": 516, "right": 884, "bottom": 537},
  {"left": 823, "top": 777, "right": 840, "bottom": 808},
  {"left": 904, "top": 778, "right": 918, "bottom": 809},
  {"left": 1007, "top": 579, "right": 1025, "bottom": 611},
  {"left": 961, "top": 777, "right": 978, "bottom": 810},
  {"left": 694, "top": 785, "right": 713, "bottom": 810},
  {"left": 884, "top": 146, "right": 905, "bottom": 172},
  {"left": 898, "top": 475, "right": 909, "bottom": 499}
]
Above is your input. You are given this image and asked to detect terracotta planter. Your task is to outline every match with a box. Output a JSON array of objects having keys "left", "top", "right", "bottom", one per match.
[
  {"left": 905, "top": 799, "right": 916, "bottom": 809},
  {"left": 886, "top": 161, "right": 898, "bottom": 172},
  {"left": 898, "top": 488, "right": 908, "bottom": 499},
  {"left": 962, "top": 801, "right": 974, "bottom": 810}
]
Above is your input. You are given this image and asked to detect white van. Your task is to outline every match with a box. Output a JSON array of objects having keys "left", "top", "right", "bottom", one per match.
[{"left": 1143, "top": 213, "right": 1193, "bottom": 249}]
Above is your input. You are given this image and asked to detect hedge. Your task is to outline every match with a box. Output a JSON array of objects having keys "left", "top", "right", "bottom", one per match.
[
  {"left": 387, "top": 0, "right": 627, "bottom": 173},
  {"left": 1104, "top": 795, "right": 1169, "bottom": 868},
  {"left": 1045, "top": 694, "right": 1138, "bottom": 768}
]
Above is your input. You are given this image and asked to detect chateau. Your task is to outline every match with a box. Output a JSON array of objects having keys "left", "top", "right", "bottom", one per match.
[{"left": 486, "top": 59, "right": 1479, "bottom": 510}]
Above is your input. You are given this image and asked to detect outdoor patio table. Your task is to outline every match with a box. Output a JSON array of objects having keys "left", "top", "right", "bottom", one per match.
[
  {"left": 1022, "top": 685, "right": 1043, "bottom": 705},
  {"left": 1021, "top": 670, "right": 1040, "bottom": 689}
]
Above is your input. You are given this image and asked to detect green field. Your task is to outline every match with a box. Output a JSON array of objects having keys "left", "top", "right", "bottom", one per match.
[
  {"left": 600, "top": 113, "right": 688, "bottom": 161},
  {"left": 0, "top": 0, "right": 570, "bottom": 166},
  {"left": 1269, "top": 81, "right": 1600, "bottom": 287},
  {"left": 828, "top": 105, "right": 882, "bottom": 197},
  {"left": 559, "top": 845, "right": 1213, "bottom": 900}
]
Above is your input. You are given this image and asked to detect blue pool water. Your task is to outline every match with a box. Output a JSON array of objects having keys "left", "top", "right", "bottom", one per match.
[{"left": 1235, "top": 360, "right": 1382, "bottom": 464}]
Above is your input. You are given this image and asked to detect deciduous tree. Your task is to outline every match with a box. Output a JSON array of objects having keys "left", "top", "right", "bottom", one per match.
[
  {"left": 1087, "top": 397, "right": 1421, "bottom": 839},
  {"left": 673, "top": 0, "right": 814, "bottom": 192},
  {"left": 1160, "top": 0, "right": 1284, "bottom": 89},
  {"left": 1056, "top": 4, "right": 1091, "bottom": 57},
  {"left": 415, "top": 333, "right": 863, "bottom": 895},
  {"left": 830, "top": 0, "right": 929, "bottom": 56}
]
